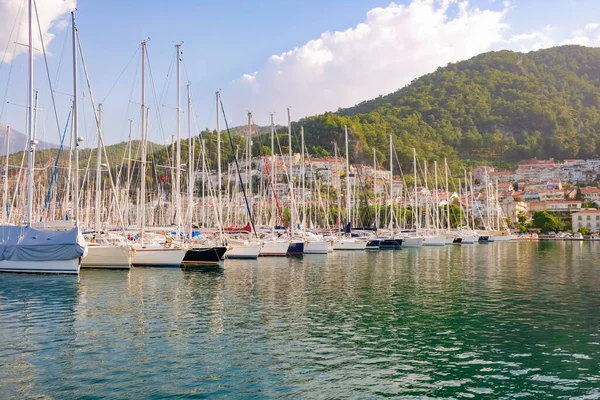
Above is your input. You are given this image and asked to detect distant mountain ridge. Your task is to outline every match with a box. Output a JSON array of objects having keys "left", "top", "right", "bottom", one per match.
[{"left": 0, "top": 124, "right": 60, "bottom": 155}]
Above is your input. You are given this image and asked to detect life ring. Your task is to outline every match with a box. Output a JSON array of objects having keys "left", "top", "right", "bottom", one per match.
[{"left": 164, "top": 240, "right": 172, "bottom": 249}]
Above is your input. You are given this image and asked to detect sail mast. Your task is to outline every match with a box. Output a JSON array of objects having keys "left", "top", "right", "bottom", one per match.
[
  {"left": 187, "top": 83, "right": 193, "bottom": 237},
  {"left": 3, "top": 127, "right": 10, "bottom": 223},
  {"left": 71, "top": 11, "right": 80, "bottom": 227},
  {"left": 287, "top": 107, "right": 294, "bottom": 236},
  {"left": 175, "top": 44, "right": 182, "bottom": 236},
  {"left": 344, "top": 125, "right": 350, "bottom": 229},
  {"left": 94, "top": 103, "right": 103, "bottom": 231},
  {"left": 270, "top": 112, "right": 275, "bottom": 233},
  {"left": 139, "top": 40, "right": 147, "bottom": 242}
]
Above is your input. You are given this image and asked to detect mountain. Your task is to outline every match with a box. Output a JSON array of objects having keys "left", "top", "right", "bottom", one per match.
[
  {"left": 0, "top": 124, "right": 60, "bottom": 155},
  {"left": 289, "top": 45, "right": 600, "bottom": 172}
]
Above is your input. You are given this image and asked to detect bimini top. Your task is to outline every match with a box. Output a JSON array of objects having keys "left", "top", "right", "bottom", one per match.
[{"left": 0, "top": 226, "right": 86, "bottom": 262}]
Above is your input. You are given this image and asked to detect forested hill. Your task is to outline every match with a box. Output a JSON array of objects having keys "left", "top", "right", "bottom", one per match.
[{"left": 293, "top": 45, "right": 600, "bottom": 171}]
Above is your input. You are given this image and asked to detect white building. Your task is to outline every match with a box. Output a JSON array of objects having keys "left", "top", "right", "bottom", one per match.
[{"left": 572, "top": 209, "right": 600, "bottom": 233}]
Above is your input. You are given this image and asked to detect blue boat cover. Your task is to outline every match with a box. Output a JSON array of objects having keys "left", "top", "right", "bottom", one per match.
[{"left": 0, "top": 226, "right": 86, "bottom": 261}]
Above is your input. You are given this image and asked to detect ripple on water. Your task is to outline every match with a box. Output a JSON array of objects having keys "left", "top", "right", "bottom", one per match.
[{"left": 0, "top": 243, "right": 600, "bottom": 398}]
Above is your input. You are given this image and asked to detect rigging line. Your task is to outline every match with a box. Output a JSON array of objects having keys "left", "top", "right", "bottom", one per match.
[
  {"left": 0, "top": 0, "right": 25, "bottom": 71},
  {"left": 33, "top": 0, "right": 65, "bottom": 143},
  {"left": 220, "top": 97, "right": 257, "bottom": 237},
  {"left": 42, "top": 109, "right": 71, "bottom": 218},
  {"left": 76, "top": 29, "right": 127, "bottom": 234},
  {"left": 101, "top": 44, "right": 141, "bottom": 104},
  {"left": 251, "top": 120, "right": 288, "bottom": 234},
  {"left": 144, "top": 47, "right": 170, "bottom": 152}
]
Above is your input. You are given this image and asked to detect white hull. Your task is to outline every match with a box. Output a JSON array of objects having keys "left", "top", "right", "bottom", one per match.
[
  {"left": 401, "top": 237, "right": 424, "bottom": 248},
  {"left": 445, "top": 237, "right": 455, "bottom": 245},
  {"left": 333, "top": 239, "right": 368, "bottom": 251},
  {"left": 490, "top": 235, "right": 511, "bottom": 242},
  {"left": 259, "top": 240, "right": 289, "bottom": 256},
  {"left": 225, "top": 243, "right": 261, "bottom": 259},
  {"left": 423, "top": 236, "right": 447, "bottom": 246},
  {"left": 0, "top": 257, "right": 81, "bottom": 274},
  {"left": 132, "top": 247, "right": 186, "bottom": 267},
  {"left": 304, "top": 240, "right": 329, "bottom": 254},
  {"left": 461, "top": 235, "right": 477, "bottom": 244},
  {"left": 82, "top": 245, "right": 131, "bottom": 269}
]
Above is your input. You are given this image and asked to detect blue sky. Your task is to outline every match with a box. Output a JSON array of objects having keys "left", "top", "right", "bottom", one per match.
[{"left": 1, "top": 0, "right": 600, "bottom": 149}]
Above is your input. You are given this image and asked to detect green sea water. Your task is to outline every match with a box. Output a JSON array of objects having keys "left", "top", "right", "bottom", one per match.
[{"left": 1, "top": 242, "right": 600, "bottom": 398}]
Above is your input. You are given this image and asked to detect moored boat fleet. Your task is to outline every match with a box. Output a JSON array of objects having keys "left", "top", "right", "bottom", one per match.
[{"left": 1, "top": 4, "right": 523, "bottom": 276}]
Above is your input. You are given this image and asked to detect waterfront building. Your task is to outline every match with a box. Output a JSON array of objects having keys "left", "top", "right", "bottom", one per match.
[{"left": 572, "top": 209, "right": 600, "bottom": 233}]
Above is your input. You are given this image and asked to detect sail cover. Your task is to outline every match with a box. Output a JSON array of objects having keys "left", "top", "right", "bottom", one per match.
[{"left": 0, "top": 226, "right": 86, "bottom": 261}]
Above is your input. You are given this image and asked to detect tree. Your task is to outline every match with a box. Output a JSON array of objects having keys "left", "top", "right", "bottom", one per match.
[
  {"left": 530, "top": 211, "right": 564, "bottom": 233},
  {"left": 582, "top": 200, "right": 599, "bottom": 209},
  {"left": 579, "top": 226, "right": 591, "bottom": 235}
]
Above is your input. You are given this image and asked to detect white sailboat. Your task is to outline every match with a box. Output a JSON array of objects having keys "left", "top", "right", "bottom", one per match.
[
  {"left": 0, "top": 7, "right": 87, "bottom": 274},
  {"left": 130, "top": 41, "right": 185, "bottom": 267}
]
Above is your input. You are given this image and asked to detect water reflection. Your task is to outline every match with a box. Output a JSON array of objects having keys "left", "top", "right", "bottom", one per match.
[{"left": 0, "top": 243, "right": 599, "bottom": 398}]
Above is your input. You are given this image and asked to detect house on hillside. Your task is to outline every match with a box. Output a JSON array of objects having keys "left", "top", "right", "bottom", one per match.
[{"left": 572, "top": 209, "right": 600, "bottom": 233}]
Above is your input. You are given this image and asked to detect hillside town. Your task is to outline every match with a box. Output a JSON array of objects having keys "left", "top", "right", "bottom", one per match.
[{"left": 195, "top": 155, "right": 600, "bottom": 234}]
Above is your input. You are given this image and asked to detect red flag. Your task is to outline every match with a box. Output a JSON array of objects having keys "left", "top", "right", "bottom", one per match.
[
  {"left": 13, "top": 171, "right": 16, "bottom": 177},
  {"left": 161, "top": 176, "right": 167, "bottom": 181}
]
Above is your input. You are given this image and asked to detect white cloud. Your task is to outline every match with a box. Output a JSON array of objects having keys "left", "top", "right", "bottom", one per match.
[
  {"left": 226, "top": 1, "right": 600, "bottom": 125},
  {"left": 227, "top": 0, "right": 510, "bottom": 124},
  {"left": 0, "top": 0, "right": 75, "bottom": 64}
]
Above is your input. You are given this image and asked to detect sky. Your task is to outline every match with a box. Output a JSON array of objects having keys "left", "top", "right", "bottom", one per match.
[{"left": 1, "top": 0, "right": 600, "bottom": 150}]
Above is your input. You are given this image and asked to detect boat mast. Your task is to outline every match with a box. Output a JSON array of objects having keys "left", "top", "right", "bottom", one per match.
[
  {"left": 301, "top": 125, "right": 306, "bottom": 230},
  {"left": 413, "top": 148, "right": 418, "bottom": 234},
  {"left": 216, "top": 91, "right": 222, "bottom": 219},
  {"left": 139, "top": 40, "right": 147, "bottom": 243},
  {"left": 94, "top": 103, "right": 103, "bottom": 232},
  {"left": 187, "top": 82, "right": 193, "bottom": 237},
  {"left": 3, "top": 127, "right": 10, "bottom": 223},
  {"left": 434, "top": 160, "right": 439, "bottom": 234},
  {"left": 334, "top": 142, "right": 341, "bottom": 234},
  {"left": 247, "top": 112, "right": 252, "bottom": 203},
  {"left": 287, "top": 107, "right": 294, "bottom": 236},
  {"left": 463, "top": 170, "right": 469, "bottom": 230},
  {"left": 444, "top": 158, "right": 450, "bottom": 231},
  {"left": 175, "top": 44, "right": 182, "bottom": 237},
  {"left": 71, "top": 11, "right": 80, "bottom": 227},
  {"left": 373, "top": 147, "right": 378, "bottom": 229},
  {"left": 344, "top": 125, "right": 350, "bottom": 230},
  {"left": 389, "top": 134, "right": 394, "bottom": 233},
  {"left": 26, "top": 0, "right": 34, "bottom": 226},
  {"left": 126, "top": 119, "right": 132, "bottom": 224},
  {"left": 270, "top": 112, "right": 275, "bottom": 234}
]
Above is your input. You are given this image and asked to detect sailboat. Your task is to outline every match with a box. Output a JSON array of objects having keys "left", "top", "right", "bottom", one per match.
[
  {"left": 0, "top": 6, "right": 87, "bottom": 274},
  {"left": 81, "top": 103, "right": 132, "bottom": 269},
  {"left": 332, "top": 126, "right": 367, "bottom": 251},
  {"left": 130, "top": 41, "right": 186, "bottom": 267}
]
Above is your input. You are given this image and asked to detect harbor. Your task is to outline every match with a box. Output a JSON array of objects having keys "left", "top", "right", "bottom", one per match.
[{"left": 1, "top": 241, "right": 599, "bottom": 398}]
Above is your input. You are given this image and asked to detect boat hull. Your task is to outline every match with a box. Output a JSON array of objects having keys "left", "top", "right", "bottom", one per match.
[
  {"left": 182, "top": 246, "right": 227, "bottom": 265},
  {"left": 0, "top": 257, "right": 81, "bottom": 274},
  {"left": 379, "top": 238, "right": 403, "bottom": 250},
  {"left": 132, "top": 248, "right": 187, "bottom": 267},
  {"left": 82, "top": 245, "right": 131, "bottom": 269},
  {"left": 333, "top": 239, "right": 368, "bottom": 250},
  {"left": 366, "top": 239, "right": 381, "bottom": 250},
  {"left": 225, "top": 243, "right": 261, "bottom": 259},
  {"left": 423, "top": 237, "right": 447, "bottom": 246},
  {"left": 287, "top": 241, "right": 305, "bottom": 256},
  {"left": 304, "top": 240, "right": 329, "bottom": 254},
  {"left": 259, "top": 240, "right": 289, "bottom": 256},
  {"left": 401, "top": 237, "right": 424, "bottom": 248}
]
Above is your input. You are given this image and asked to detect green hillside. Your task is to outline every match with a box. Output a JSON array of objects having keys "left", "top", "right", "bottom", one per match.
[{"left": 293, "top": 45, "right": 600, "bottom": 171}]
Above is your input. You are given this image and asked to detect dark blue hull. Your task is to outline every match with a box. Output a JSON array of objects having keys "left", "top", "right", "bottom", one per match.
[
  {"left": 478, "top": 236, "right": 490, "bottom": 243},
  {"left": 287, "top": 241, "right": 305, "bottom": 256},
  {"left": 379, "top": 238, "right": 403, "bottom": 250},
  {"left": 366, "top": 239, "right": 381, "bottom": 249}
]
